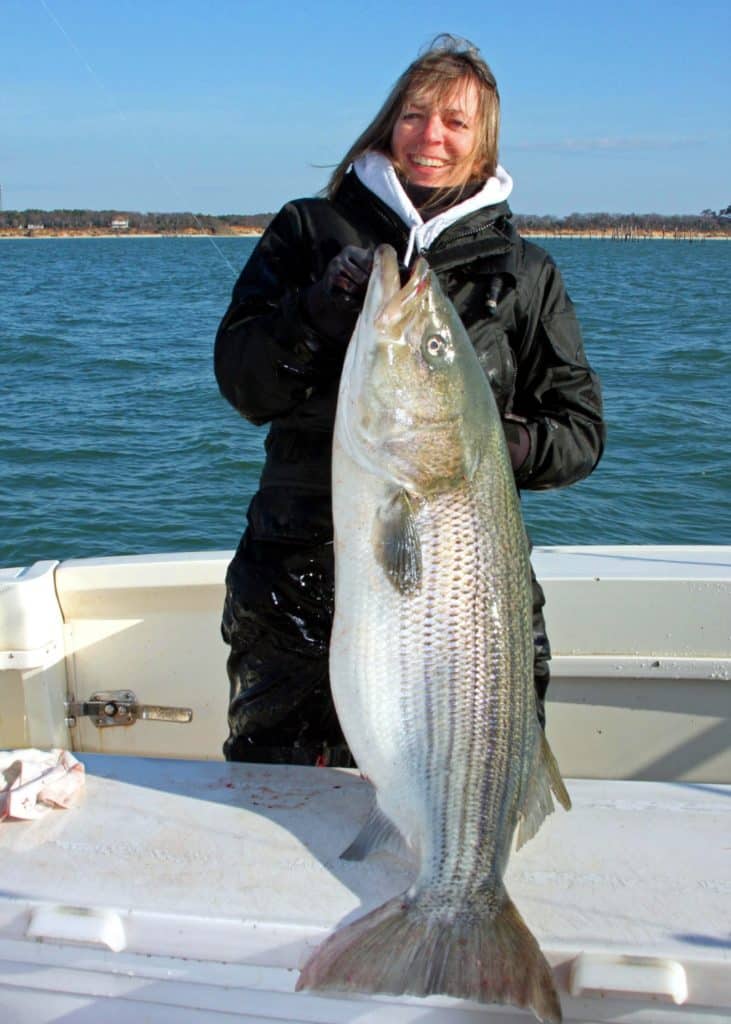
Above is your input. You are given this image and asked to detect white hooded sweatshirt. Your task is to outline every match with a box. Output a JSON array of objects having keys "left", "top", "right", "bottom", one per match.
[{"left": 353, "top": 151, "right": 514, "bottom": 265}]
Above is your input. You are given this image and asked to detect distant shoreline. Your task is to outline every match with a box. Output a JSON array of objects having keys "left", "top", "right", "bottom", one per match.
[
  {"left": 0, "top": 227, "right": 728, "bottom": 241},
  {"left": 0, "top": 227, "right": 264, "bottom": 240},
  {"left": 522, "top": 231, "right": 730, "bottom": 241}
]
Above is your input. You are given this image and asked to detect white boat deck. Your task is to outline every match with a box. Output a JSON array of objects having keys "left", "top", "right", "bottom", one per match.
[
  {"left": 1, "top": 545, "right": 729, "bottom": 1019},
  {"left": 0, "top": 755, "right": 729, "bottom": 1022}
]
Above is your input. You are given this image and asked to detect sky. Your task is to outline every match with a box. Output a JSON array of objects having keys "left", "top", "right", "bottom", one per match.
[{"left": 2, "top": 0, "right": 729, "bottom": 217}]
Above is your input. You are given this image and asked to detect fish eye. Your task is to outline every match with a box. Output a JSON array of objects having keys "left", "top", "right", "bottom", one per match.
[{"left": 422, "top": 333, "right": 454, "bottom": 365}]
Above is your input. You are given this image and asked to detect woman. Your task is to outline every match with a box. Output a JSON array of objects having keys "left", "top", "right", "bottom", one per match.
[{"left": 214, "top": 35, "right": 605, "bottom": 765}]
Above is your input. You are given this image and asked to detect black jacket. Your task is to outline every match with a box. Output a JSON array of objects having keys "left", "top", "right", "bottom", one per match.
[{"left": 215, "top": 170, "right": 605, "bottom": 545}]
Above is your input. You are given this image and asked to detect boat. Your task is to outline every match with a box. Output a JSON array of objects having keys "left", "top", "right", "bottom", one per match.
[{"left": 1, "top": 545, "right": 729, "bottom": 1021}]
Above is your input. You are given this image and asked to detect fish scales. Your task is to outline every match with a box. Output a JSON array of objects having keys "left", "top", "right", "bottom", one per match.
[
  {"left": 335, "top": 457, "right": 534, "bottom": 896},
  {"left": 297, "top": 245, "right": 570, "bottom": 1022},
  {"left": 416, "top": 492, "right": 532, "bottom": 896}
]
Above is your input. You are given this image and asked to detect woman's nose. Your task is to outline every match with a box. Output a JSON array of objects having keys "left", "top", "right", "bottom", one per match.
[{"left": 421, "top": 113, "right": 443, "bottom": 143}]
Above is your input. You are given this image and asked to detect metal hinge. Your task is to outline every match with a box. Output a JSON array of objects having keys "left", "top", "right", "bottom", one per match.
[{"left": 65, "top": 690, "right": 193, "bottom": 729}]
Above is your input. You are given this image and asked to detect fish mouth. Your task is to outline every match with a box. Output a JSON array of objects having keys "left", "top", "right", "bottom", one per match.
[{"left": 373, "top": 245, "right": 430, "bottom": 336}]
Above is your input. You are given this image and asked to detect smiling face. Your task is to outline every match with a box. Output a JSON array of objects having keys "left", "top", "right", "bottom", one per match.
[{"left": 390, "top": 79, "right": 482, "bottom": 188}]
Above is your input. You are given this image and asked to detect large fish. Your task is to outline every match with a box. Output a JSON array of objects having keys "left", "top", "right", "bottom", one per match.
[{"left": 297, "top": 244, "right": 571, "bottom": 1022}]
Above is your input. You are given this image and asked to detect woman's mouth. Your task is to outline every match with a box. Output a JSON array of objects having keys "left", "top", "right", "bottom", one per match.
[{"left": 409, "top": 155, "right": 448, "bottom": 169}]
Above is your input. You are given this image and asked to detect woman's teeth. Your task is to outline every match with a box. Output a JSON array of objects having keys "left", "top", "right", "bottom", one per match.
[{"left": 411, "top": 156, "right": 446, "bottom": 167}]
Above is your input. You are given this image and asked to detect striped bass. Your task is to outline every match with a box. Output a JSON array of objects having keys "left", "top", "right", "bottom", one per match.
[{"left": 297, "top": 244, "right": 571, "bottom": 1022}]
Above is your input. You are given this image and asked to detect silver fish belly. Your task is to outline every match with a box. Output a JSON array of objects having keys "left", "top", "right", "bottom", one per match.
[{"left": 297, "top": 245, "right": 570, "bottom": 1023}]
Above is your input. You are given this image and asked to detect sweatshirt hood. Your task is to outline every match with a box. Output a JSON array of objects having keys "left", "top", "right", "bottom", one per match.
[{"left": 353, "top": 151, "right": 513, "bottom": 264}]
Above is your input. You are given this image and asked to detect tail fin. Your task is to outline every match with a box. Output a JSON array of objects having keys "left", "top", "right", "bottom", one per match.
[{"left": 296, "top": 888, "right": 562, "bottom": 1023}]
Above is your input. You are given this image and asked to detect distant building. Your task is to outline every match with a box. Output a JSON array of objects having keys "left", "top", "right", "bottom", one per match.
[
  {"left": 111, "top": 218, "right": 129, "bottom": 230},
  {"left": 26, "top": 223, "right": 44, "bottom": 231}
]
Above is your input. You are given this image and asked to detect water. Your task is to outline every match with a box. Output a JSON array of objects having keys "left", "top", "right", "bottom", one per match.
[{"left": 1, "top": 235, "right": 729, "bottom": 567}]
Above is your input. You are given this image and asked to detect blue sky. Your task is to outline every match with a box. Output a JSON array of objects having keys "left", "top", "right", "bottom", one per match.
[{"left": 3, "top": 0, "right": 729, "bottom": 216}]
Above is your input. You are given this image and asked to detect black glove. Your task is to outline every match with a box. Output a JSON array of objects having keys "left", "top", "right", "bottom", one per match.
[
  {"left": 502, "top": 416, "right": 531, "bottom": 471},
  {"left": 303, "top": 245, "right": 375, "bottom": 341}
]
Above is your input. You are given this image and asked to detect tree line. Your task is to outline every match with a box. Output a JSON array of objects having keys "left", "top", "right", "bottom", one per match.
[
  {"left": 1, "top": 208, "right": 729, "bottom": 237},
  {"left": 512, "top": 209, "right": 731, "bottom": 238},
  {"left": 0, "top": 210, "right": 274, "bottom": 233}
]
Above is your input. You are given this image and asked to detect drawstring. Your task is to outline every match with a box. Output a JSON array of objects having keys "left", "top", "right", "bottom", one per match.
[{"left": 403, "top": 225, "right": 418, "bottom": 268}]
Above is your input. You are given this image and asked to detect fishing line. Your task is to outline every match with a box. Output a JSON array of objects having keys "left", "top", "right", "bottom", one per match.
[{"left": 38, "top": 0, "right": 239, "bottom": 278}]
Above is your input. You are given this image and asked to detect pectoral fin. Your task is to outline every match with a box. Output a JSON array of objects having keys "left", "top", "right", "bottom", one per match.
[{"left": 373, "top": 489, "right": 422, "bottom": 595}]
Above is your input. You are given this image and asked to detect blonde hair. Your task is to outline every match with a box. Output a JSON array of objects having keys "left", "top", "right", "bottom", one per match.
[{"left": 327, "top": 35, "right": 500, "bottom": 198}]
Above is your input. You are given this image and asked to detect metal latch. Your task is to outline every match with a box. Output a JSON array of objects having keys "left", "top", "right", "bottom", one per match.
[{"left": 65, "top": 690, "right": 193, "bottom": 729}]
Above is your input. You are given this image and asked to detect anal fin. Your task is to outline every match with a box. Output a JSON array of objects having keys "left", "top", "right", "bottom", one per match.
[{"left": 341, "top": 801, "right": 410, "bottom": 862}]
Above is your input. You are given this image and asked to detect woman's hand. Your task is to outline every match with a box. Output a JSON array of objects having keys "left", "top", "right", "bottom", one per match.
[{"left": 304, "top": 245, "right": 375, "bottom": 341}]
